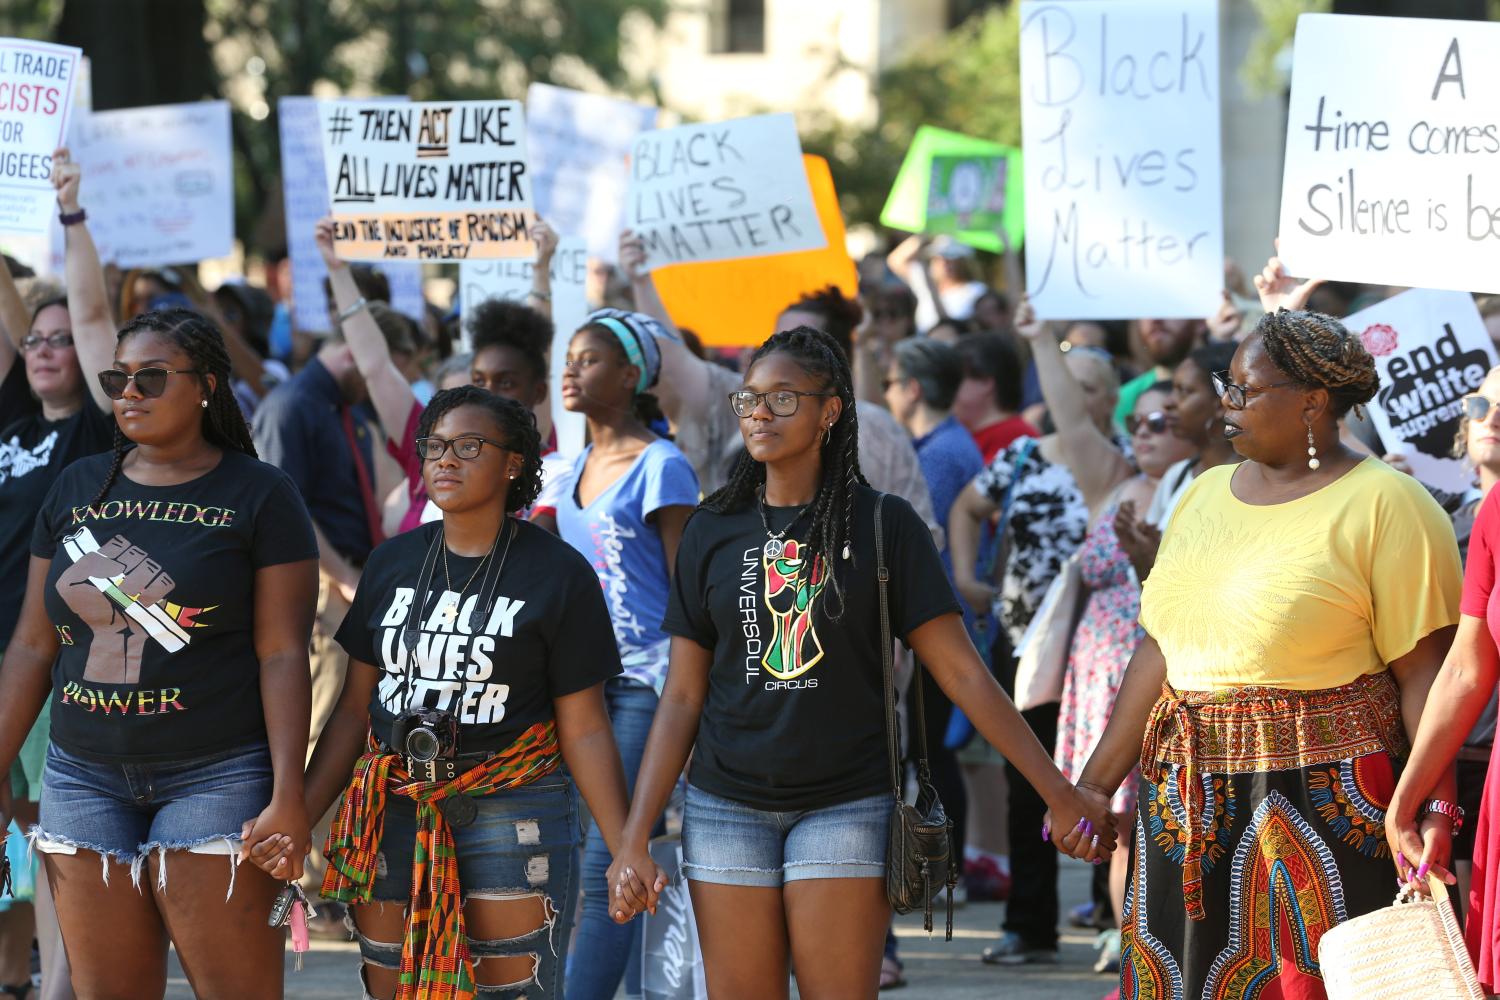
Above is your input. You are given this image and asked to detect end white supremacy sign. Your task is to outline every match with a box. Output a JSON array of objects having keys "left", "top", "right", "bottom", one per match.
[
  {"left": 628, "top": 113, "right": 825, "bottom": 271},
  {"left": 1018, "top": 0, "right": 1224, "bottom": 319},
  {"left": 1278, "top": 14, "right": 1500, "bottom": 293}
]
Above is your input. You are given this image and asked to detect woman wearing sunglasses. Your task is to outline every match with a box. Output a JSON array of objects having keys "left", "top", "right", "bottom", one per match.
[
  {"left": 245, "top": 385, "right": 639, "bottom": 998},
  {"left": 0, "top": 301, "right": 321, "bottom": 999},
  {"left": 1056, "top": 307, "right": 1461, "bottom": 1000}
]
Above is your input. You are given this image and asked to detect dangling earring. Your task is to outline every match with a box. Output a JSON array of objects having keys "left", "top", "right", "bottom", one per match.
[
  {"left": 200, "top": 399, "right": 208, "bottom": 409},
  {"left": 1306, "top": 419, "right": 1320, "bottom": 471},
  {"left": 822, "top": 425, "right": 831, "bottom": 447}
]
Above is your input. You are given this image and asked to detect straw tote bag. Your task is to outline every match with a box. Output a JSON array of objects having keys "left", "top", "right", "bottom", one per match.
[{"left": 1318, "top": 874, "right": 1483, "bottom": 1000}]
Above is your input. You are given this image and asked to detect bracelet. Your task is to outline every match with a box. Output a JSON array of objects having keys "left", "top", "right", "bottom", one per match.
[
  {"left": 1423, "top": 798, "right": 1465, "bottom": 834},
  {"left": 337, "top": 297, "right": 369, "bottom": 322},
  {"left": 58, "top": 207, "right": 86, "bottom": 227},
  {"left": 1076, "top": 780, "right": 1114, "bottom": 796},
  {"left": 528, "top": 289, "right": 551, "bottom": 302}
]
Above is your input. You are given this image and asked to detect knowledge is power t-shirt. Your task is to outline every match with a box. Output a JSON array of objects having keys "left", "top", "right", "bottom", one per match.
[
  {"left": 336, "top": 519, "right": 622, "bottom": 755},
  {"left": 664, "top": 486, "right": 960, "bottom": 811},
  {"left": 32, "top": 450, "right": 318, "bottom": 762}
]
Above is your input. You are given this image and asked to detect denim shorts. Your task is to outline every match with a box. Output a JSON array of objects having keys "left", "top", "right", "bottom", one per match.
[
  {"left": 353, "top": 773, "right": 581, "bottom": 997},
  {"left": 34, "top": 740, "right": 271, "bottom": 888},
  {"left": 681, "top": 783, "right": 889, "bottom": 888}
]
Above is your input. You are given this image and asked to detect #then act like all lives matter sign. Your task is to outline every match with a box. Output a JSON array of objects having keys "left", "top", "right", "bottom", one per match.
[{"left": 319, "top": 99, "right": 535, "bottom": 262}]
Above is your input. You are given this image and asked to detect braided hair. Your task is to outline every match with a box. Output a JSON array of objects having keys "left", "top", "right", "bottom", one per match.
[
  {"left": 1255, "top": 309, "right": 1379, "bottom": 418},
  {"left": 91, "top": 309, "right": 256, "bottom": 507},
  {"left": 702, "top": 325, "right": 868, "bottom": 620},
  {"left": 417, "top": 385, "right": 543, "bottom": 514}
]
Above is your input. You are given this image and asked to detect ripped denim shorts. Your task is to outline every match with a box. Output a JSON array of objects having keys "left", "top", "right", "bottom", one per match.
[
  {"left": 33, "top": 739, "right": 270, "bottom": 892},
  {"left": 355, "top": 773, "right": 581, "bottom": 997}
]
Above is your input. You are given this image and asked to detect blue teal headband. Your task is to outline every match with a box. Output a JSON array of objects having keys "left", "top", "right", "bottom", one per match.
[{"left": 588, "top": 310, "right": 663, "bottom": 396}]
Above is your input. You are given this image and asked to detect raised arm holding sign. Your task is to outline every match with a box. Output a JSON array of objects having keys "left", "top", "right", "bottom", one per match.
[{"left": 0, "top": 39, "right": 80, "bottom": 236}]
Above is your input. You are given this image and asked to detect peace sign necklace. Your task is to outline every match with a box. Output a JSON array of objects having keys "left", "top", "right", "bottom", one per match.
[{"left": 756, "top": 486, "right": 812, "bottom": 560}]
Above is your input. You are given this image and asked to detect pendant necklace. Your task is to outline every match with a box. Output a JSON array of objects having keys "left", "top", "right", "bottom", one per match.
[
  {"left": 756, "top": 486, "right": 813, "bottom": 560},
  {"left": 438, "top": 520, "right": 503, "bottom": 626}
]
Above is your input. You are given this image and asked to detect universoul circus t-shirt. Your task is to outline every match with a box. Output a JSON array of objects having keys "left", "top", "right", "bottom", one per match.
[
  {"left": 336, "top": 519, "right": 622, "bottom": 755},
  {"left": 663, "top": 486, "right": 960, "bottom": 811},
  {"left": 32, "top": 450, "right": 318, "bottom": 762}
]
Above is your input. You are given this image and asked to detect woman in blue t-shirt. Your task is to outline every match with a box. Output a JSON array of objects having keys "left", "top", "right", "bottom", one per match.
[{"left": 556, "top": 309, "right": 700, "bottom": 1000}]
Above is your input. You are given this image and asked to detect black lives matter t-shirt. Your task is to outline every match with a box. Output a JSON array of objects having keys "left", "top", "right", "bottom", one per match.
[
  {"left": 31, "top": 449, "right": 319, "bottom": 762},
  {"left": 664, "top": 486, "right": 961, "bottom": 811},
  {"left": 336, "top": 519, "right": 622, "bottom": 755}
]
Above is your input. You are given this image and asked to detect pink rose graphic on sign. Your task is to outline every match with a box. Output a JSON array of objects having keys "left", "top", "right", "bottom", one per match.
[{"left": 1361, "top": 323, "right": 1398, "bottom": 357}]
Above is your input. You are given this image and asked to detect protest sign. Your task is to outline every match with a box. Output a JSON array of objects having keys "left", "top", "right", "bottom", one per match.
[
  {"left": 526, "top": 83, "right": 657, "bottom": 262},
  {"left": 70, "top": 101, "right": 233, "bottom": 268},
  {"left": 641, "top": 836, "right": 708, "bottom": 1000},
  {"left": 0, "top": 39, "right": 80, "bottom": 236},
  {"left": 1277, "top": 14, "right": 1500, "bottom": 293},
  {"left": 628, "top": 113, "right": 824, "bottom": 271},
  {"left": 1018, "top": 0, "right": 1224, "bottom": 319},
  {"left": 319, "top": 99, "right": 534, "bottom": 262},
  {"left": 880, "top": 126, "right": 1024, "bottom": 251},
  {"left": 1348, "top": 288, "right": 1497, "bottom": 492},
  {"left": 654, "top": 155, "right": 856, "bottom": 348},
  {"left": 459, "top": 236, "right": 588, "bottom": 457},
  {"left": 280, "top": 97, "right": 424, "bottom": 334}
]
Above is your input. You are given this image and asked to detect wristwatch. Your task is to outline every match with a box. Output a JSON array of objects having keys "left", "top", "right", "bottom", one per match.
[{"left": 1423, "top": 798, "right": 1466, "bottom": 834}]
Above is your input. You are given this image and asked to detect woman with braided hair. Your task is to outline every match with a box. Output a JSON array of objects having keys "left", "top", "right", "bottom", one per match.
[
  {"left": 1059, "top": 308, "right": 1462, "bottom": 999},
  {"left": 605, "top": 325, "right": 1115, "bottom": 998},
  {"left": 0, "top": 307, "right": 319, "bottom": 998}
]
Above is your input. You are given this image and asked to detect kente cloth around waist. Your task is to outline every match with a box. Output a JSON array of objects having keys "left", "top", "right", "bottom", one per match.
[{"left": 1140, "top": 670, "right": 1407, "bottom": 775}]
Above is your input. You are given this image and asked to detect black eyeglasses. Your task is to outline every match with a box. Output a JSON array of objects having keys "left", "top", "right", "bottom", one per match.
[
  {"left": 1463, "top": 394, "right": 1500, "bottom": 423},
  {"left": 1125, "top": 411, "right": 1169, "bottom": 436},
  {"left": 416, "top": 435, "right": 510, "bottom": 461},
  {"left": 21, "top": 331, "right": 73, "bottom": 352},
  {"left": 1211, "top": 370, "right": 1302, "bottom": 411},
  {"left": 728, "top": 390, "right": 833, "bottom": 418},
  {"left": 97, "top": 367, "right": 201, "bottom": 400}
]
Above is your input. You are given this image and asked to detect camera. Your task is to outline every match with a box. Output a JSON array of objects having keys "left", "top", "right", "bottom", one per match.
[{"left": 391, "top": 708, "right": 460, "bottom": 763}]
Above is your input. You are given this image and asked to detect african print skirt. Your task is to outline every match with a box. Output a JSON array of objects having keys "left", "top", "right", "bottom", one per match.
[{"left": 1120, "top": 672, "right": 1407, "bottom": 1000}]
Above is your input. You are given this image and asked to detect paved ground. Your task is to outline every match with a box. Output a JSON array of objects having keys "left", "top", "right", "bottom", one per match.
[{"left": 164, "top": 860, "right": 1116, "bottom": 999}]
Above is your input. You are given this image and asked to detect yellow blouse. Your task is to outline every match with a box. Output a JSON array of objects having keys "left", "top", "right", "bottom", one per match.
[{"left": 1139, "top": 458, "right": 1461, "bottom": 691}]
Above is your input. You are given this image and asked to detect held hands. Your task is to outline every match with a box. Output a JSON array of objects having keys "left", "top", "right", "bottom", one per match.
[
  {"left": 239, "top": 792, "right": 311, "bottom": 882},
  {"left": 52, "top": 147, "right": 81, "bottom": 212},
  {"left": 1252, "top": 239, "right": 1325, "bottom": 314},
  {"left": 1385, "top": 802, "right": 1457, "bottom": 897},
  {"left": 1044, "top": 783, "right": 1118, "bottom": 864},
  {"left": 605, "top": 843, "right": 668, "bottom": 924},
  {"left": 314, "top": 216, "right": 345, "bottom": 273}
]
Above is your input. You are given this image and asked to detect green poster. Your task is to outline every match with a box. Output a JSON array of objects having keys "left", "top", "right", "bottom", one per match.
[{"left": 879, "top": 125, "right": 1024, "bottom": 253}]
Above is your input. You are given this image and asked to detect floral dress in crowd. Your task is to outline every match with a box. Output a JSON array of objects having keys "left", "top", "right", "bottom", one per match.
[{"left": 1054, "top": 504, "right": 1142, "bottom": 816}]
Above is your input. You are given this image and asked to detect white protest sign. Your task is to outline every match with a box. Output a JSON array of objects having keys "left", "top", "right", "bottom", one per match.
[
  {"left": 0, "top": 39, "right": 80, "bottom": 236},
  {"left": 1350, "top": 288, "right": 1497, "bottom": 492},
  {"left": 460, "top": 237, "right": 588, "bottom": 458},
  {"left": 280, "top": 97, "right": 424, "bottom": 334},
  {"left": 70, "top": 101, "right": 233, "bottom": 268},
  {"left": 319, "top": 99, "right": 533, "bottom": 262},
  {"left": 628, "top": 113, "right": 825, "bottom": 271},
  {"left": 1278, "top": 14, "right": 1500, "bottom": 293},
  {"left": 527, "top": 83, "right": 657, "bottom": 262},
  {"left": 1018, "top": 0, "right": 1224, "bottom": 319}
]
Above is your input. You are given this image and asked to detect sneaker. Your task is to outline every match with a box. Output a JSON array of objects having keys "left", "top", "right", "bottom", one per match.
[
  {"left": 1093, "top": 929, "right": 1122, "bottom": 974},
  {"left": 980, "top": 931, "right": 1060, "bottom": 966},
  {"left": 963, "top": 856, "right": 1011, "bottom": 902}
]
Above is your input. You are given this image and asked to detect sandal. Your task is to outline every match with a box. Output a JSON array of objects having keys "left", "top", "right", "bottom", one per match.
[{"left": 879, "top": 956, "right": 906, "bottom": 990}]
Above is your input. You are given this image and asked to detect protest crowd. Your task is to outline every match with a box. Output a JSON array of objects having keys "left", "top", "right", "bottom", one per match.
[{"left": 5, "top": 4, "right": 1500, "bottom": 1000}]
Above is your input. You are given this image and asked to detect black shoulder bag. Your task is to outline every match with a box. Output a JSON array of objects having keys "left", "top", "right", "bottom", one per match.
[{"left": 875, "top": 494, "right": 957, "bottom": 938}]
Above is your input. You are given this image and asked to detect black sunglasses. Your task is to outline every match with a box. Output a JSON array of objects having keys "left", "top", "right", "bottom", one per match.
[
  {"left": 97, "top": 367, "right": 201, "bottom": 400},
  {"left": 1125, "top": 411, "right": 1169, "bottom": 436}
]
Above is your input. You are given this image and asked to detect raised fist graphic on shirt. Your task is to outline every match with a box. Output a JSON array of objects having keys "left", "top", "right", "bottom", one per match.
[{"left": 57, "top": 533, "right": 178, "bottom": 684}]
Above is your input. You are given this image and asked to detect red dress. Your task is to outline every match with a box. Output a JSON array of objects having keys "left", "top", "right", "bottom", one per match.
[{"left": 1464, "top": 489, "right": 1500, "bottom": 990}]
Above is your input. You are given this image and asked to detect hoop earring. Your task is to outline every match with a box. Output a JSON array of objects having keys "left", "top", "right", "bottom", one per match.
[{"left": 1306, "top": 419, "right": 1320, "bottom": 471}]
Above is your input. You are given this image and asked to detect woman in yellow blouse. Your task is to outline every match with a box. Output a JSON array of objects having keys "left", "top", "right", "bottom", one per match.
[{"left": 1051, "top": 308, "right": 1462, "bottom": 999}]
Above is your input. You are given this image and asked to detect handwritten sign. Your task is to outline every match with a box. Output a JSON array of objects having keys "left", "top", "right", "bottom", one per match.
[
  {"left": 1018, "top": 0, "right": 1224, "bottom": 319},
  {"left": 1277, "top": 14, "right": 1500, "bottom": 293},
  {"left": 319, "top": 99, "right": 533, "bottom": 262},
  {"left": 459, "top": 236, "right": 588, "bottom": 458},
  {"left": 0, "top": 39, "right": 80, "bottom": 236},
  {"left": 1348, "top": 289, "right": 1497, "bottom": 493},
  {"left": 69, "top": 101, "right": 233, "bottom": 268},
  {"left": 881, "top": 127, "right": 1024, "bottom": 251},
  {"left": 280, "top": 97, "right": 425, "bottom": 334},
  {"left": 929, "top": 156, "right": 1010, "bottom": 234},
  {"left": 526, "top": 83, "right": 657, "bottom": 261},
  {"left": 628, "top": 113, "right": 824, "bottom": 271}
]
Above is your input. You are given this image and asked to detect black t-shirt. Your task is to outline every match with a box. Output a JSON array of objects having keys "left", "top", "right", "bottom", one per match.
[
  {"left": 663, "top": 486, "right": 960, "bottom": 811},
  {"left": 31, "top": 449, "right": 319, "bottom": 762},
  {"left": 0, "top": 368, "right": 114, "bottom": 646},
  {"left": 336, "top": 518, "right": 622, "bottom": 754}
]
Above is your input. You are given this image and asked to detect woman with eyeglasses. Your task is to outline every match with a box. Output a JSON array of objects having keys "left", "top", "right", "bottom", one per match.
[
  {"left": 1056, "top": 308, "right": 1461, "bottom": 999},
  {"left": 0, "top": 302, "right": 321, "bottom": 999},
  {"left": 554, "top": 310, "right": 700, "bottom": 1000},
  {"left": 245, "top": 385, "right": 638, "bottom": 999}
]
